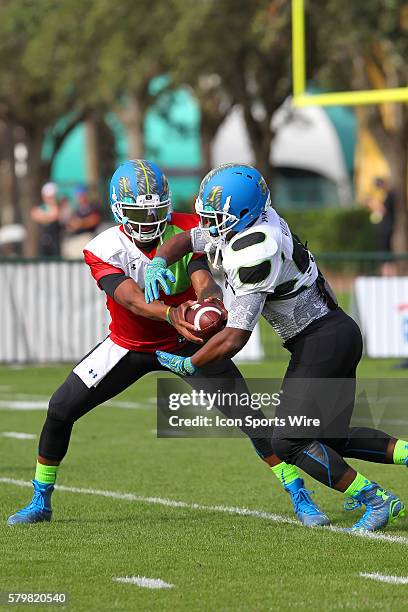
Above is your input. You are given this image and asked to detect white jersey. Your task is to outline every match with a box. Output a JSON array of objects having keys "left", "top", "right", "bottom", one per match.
[
  {"left": 191, "top": 208, "right": 330, "bottom": 341},
  {"left": 84, "top": 226, "right": 151, "bottom": 288}
]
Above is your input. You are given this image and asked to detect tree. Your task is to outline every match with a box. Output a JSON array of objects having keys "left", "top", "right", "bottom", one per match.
[
  {"left": 0, "top": 0, "right": 177, "bottom": 253},
  {"left": 0, "top": 121, "right": 19, "bottom": 227},
  {"left": 0, "top": 0, "right": 100, "bottom": 253},
  {"left": 166, "top": 0, "right": 296, "bottom": 184},
  {"left": 66, "top": 0, "right": 178, "bottom": 160},
  {"left": 311, "top": 0, "right": 408, "bottom": 249}
]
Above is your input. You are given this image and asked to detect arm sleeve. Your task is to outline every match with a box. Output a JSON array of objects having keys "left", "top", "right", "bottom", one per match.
[
  {"left": 187, "top": 254, "right": 211, "bottom": 276},
  {"left": 99, "top": 273, "right": 129, "bottom": 298},
  {"left": 226, "top": 292, "right": 266, "bottom": 331},
  {"left": 190, "top": 228, "right": 216, "bottom": 254}
]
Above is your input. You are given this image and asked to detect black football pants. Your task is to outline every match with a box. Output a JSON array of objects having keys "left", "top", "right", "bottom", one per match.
[
  {"left": 271, "top": 310, "right": 395, "bottom": 488},
  {"left": 39, "top": 342, "right": 275, "bottom": 462}
]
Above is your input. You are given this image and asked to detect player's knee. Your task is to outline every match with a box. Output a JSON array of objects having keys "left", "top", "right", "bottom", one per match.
[
  {"left": 251, "top": 438, "right": 275, "bottom": 460},
  {"left": 272, "top": 437, "right": 299, "bottom": 464},
  {"left": 48, "top": 387, "right": 80, "bottom": 424}
]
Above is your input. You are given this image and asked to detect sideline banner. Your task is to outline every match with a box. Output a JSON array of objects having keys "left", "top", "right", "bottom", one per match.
[{"left": 353, "top": 276, "right": 408, "bottom": 358}]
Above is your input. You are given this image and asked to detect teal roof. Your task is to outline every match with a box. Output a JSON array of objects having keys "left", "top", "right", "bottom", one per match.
[
  {"left": 44, "top": 83, "right": 356, "bottom": 210},
  {"left": 45, "top": 84, "right": 202, "bottom": 208}
]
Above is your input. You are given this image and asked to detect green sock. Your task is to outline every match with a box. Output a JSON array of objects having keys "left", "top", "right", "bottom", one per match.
[
  {"left": 271, "top": 462, "right": 300, "bottom": 487},
  {"left": 393, "top": 439, "right": 408, "bottom": 465},
  {"left": 35, "top": 461, "right": 58, "bottom": 485},
  {"left": 344, "top": 472, "right": 371, "bottom": 497}
]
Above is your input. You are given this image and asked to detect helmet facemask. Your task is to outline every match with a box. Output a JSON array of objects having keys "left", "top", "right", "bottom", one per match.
[
  {"left": 113, "top": 193, "right": 171, "bottom": 243},
  {"left": 195, "top": 196, "right": 238, "bottom": 244}
]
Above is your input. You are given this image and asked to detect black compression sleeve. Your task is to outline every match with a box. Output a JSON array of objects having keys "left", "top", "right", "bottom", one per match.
[
  {"left": 99, "top": 273, "right": 129, "bottom": 298},
  {"left": 187, "top": 254, "right": 210, "bottom": 277}
]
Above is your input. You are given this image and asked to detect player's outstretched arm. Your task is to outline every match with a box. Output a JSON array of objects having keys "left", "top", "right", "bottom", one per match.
[
  {"left": 145, "top": 231, "right": 194, "bottom": 303},
  {"left": 156, "top": 230, "right": 193, "bottom": 265},
  {"left": 188, "top": 291, "right": 266, "bottom": 368},
  {"left": 156, "top": 292, "right": 266, "bottom": 374},
  {"left": 193, "top": 326, "right": 251, "bottom": 366},
  {"left": 190, "top": 268, "right": 221, "bottom": 300},
  {"left": 156, "top": 327, "right": 250, "bottom": 376},
  {"left": 113, "top": 277, "right": 203, "bottom": 344},
  {"left": 190, "top": 268, "right": 227, "bottom": 316}
]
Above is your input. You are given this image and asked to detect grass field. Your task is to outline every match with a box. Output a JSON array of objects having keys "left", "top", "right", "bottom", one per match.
[{"left": 1, "top": 358, "right": 408, "bottom": 611}]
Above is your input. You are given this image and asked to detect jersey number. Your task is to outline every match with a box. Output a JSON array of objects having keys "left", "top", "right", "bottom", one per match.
[{"left": 291, "top": 232, "right": 310, "bottom": 274}]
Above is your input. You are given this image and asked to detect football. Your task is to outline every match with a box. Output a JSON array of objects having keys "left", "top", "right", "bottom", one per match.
[{"left": 185, "top": 301, "right": 226, "bottom": 341}]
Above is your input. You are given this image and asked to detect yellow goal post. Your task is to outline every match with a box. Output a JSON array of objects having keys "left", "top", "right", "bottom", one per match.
[{"left": 291, "top": 0, "right": 408, "bottom": 107}]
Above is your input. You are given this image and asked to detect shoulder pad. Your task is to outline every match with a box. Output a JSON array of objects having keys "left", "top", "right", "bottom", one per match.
[
  {"left": 223, "top": 224, "right": 280, "bottom": 268},
  {"left": 84, "top": 227, "right": 127, "bottom": 262},
  {"left": 223, "top": 225, "right": 281, "bottom": 295}
]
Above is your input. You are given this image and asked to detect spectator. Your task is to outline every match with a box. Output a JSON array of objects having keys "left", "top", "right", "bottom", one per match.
[
  {"left": 66, "top": 185, "right": 101, "bottom": 235},
  {"left": 31, "top": 182, "right": 61, "bottom": 256},
  {"left": 58, "top": 196, "right": 73, "bottom": 228},
  {"left": 62, "top": 185, "right": 101, "bottom": 259},
  {"left": 364, "top": 177, "right": 396, "bottom": 276}
]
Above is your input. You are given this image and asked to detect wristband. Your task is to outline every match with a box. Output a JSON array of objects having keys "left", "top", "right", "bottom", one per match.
[
  {"left": 184, "top": 357, "right": 196, "bottom": 375},
  {"left": 152, "top": 256, "right": 167, "bottom": 266},
  {"left": 166, "top": 306, "right": 173, "bottom": 325}
]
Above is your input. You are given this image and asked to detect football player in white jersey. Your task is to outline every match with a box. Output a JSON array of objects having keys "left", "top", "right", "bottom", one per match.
[
  {"left": 145, "top": 163, "right": 408, "bottom": 532},
  {"left": 7, "top": 160, "right": 328, "bottom": 527}
]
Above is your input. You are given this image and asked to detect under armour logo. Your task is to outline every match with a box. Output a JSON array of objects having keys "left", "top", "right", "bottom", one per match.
[
  {"left": 376, "top": 489, "right": 390, "bottom": 501},
  {"left": 131, "top": 264, "right": 137, "bottom": 270},
  {"left": 89, "top": 369, "right": 98, "bottom": 379}
]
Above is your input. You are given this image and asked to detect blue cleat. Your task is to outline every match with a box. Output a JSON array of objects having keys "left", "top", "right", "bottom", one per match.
[
  {"left": 285, "top": 478, "right": 330, "bottom": 527},
  {"left": 345, "top": 483, "right": 405, "bottom": 532},
  {"left": 7, "top": 480, "right": 53, "bottom": 525}
]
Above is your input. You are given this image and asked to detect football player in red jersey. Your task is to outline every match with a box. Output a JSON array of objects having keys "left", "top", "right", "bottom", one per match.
[{"left": 7, "top": 160, "right": 328, "bottom": 526}]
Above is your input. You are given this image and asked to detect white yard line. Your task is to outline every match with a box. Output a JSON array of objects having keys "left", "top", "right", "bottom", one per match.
[
  {"left": 0, "top": 432, "right": 36, "bottom": 440},
  {"left": 0, "top": 400, "right": 48, "bottom": 410},
  {"left": 359, "top": 572, "right": 408, "bottom": 584},
  {"left": 1, "top": 398, "right": 407, "bottom": 421},
  {"left": 104, "top": 399, "right": 154, "bottom": 410},
  {"left": 353, "top": 417, "right": 408, "bottom": 427},
  {"left": 0, "top": 399, "right": 155, "bottom": 411},
  {"left": 0, "top": 394, "right": 48, "bottom": 400},
  {"left": 114, "top": 576, "right": 174, "bottom": 589},
  {"left": 1, "top": 477, "right": 408, "bottom": 546}
]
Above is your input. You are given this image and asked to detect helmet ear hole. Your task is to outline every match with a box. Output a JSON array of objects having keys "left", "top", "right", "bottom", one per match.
[{"left": 240, "top": 209, "right": 249, "bottom": 218}]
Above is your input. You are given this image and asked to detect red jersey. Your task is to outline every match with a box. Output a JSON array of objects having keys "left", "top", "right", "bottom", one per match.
[{"left": 83, "top": 213, "right": 202, "bottom": 352}]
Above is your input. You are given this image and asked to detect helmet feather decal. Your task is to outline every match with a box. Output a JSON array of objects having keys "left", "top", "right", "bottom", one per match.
[
  {"left": 195, "top": 163, "right": 271, "bottom": 242},
  {"left": 110, "top": 159, "right": 171, "bottom": 243}
]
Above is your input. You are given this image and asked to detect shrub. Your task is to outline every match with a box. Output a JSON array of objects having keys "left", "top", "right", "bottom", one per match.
[{"left": 280, "top": 207, "right": 376, "bottom": 253}]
